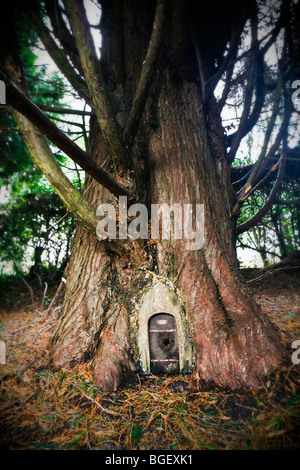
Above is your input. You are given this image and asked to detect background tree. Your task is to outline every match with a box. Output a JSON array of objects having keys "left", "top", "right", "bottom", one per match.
[
  {"left": 0, "top": 0, "right": 299, "bottom": 391},
  {"left": 0, "top": 191, "right": 75, "bottom": 279},
  {"left": 0, "top": 17, "right": 77, "bottom": 280},
  {"left": 232, "top": 144, "right": 300, "bottom": 265}
]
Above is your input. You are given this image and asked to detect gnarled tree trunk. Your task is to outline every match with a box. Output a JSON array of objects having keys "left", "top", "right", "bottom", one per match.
[{"left": 50, "top": 0, "right": 284, "bottom": 391}]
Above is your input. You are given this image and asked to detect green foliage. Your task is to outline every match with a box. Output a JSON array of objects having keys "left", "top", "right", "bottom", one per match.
[
  {"left": 0, "top": 7, "right": 65, "bottom": 183},
  {"left": 0, "top": 6, "right": 77, "bottom": 280},
  {"left": 237, "top": 179, "right": 299, "bottom": 266},
  {"left": 30, "top": 442, "right": 60, "bottom": 450},
  {"left": 0, "top": 190, "right": 75, "bottom": 277},
  {"left": 236, "top": 144, "right": 300, "bottom": 266},
  {"left": 285, "top": 395, "right": 300, "bottom": 408},
  {"left": 131, "top": 423, "right": 143, "bottom": 444}
]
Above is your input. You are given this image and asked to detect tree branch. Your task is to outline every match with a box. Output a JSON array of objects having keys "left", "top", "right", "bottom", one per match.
[
  {"left": 228, "top": 0, "right": 291, "bottom": 152},
  {"left": 275, "top": 197, "right": 300, "bottom": 206},
  {"left": 259, "top": 0, "right": 290, "bottom": 57},
  {"left": 64, "top": 0, "right": 128, "bottom": 173},
  {"left": 13, "top": 110, "right": 99, "bottom": 233},
  {"left": 236, "top": 157, "right": 286, "bottom": 235},
  {"left": 24, "top": 1, "right": 90, "bottom": 103},
  {"left": 217, "top": 46, "right": 238, "bottom": 111},
  {"left": 227, "top": 51, "right": 266, "bottom": 155},
  {"left": 232, "top": 61, "right": 284, "bottom": 216},
  {"left": 204, "top": 5, "right": 249, "bottom": 103},
  {"left": 237, "top": 241, "right": 281, "bottom": 259},
  {"left": 122, "top": 0, "right": 168, "bottom": 146},
  {"left": 1, "top": 71, "right": 135, "bottom": 201},
  {"left": 44, "top": 0, "right": 84, "bottom": 76},
  {"left": 244, "top": 156, "right": 282, "bottom": 200},
  {"left": 228, "top": 8, "right": 258, "bottom": 162},
  {"left": 13, "top": 109, "right": 130, "bottom": 257},
  {"left": 35, "top": 103, "right": 92, "bottom": 116},
  {"left": 231, "top": 149, "right": 300, "bottom": 190}
]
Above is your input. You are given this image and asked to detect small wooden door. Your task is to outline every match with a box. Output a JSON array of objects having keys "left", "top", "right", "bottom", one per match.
[{"left": 148, "top": 313, "right": 179, "bottom": 375}]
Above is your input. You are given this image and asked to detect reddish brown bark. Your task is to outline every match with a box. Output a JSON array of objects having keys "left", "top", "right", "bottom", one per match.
[{"left": 50, "top": 0, "right": 285, "bottom": 391}]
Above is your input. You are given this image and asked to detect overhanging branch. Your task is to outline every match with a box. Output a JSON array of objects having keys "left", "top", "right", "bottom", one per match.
[
  {"left": 1, "top": 71, "right": 135, "bottom": 202},
  {"left": 275, "top": 197, "right": 300, "bottom": 206},
  {"left": 44, "top": 0, "right": 84, "bottom": 77},
  {"left": 24, "top": 1, "right": 90, "bottom": 103},
  {"left": 15, "top": 111, "right": 99, "bottom": 233},
  {"left": 64, "top": 0, "right": 128, "bottom": 172},
  {"left": 36, "top": 103, "right": 92, "bottom": 116},
  {"left": 232, "top": 62, "right": 284, "bottom": 216},
  {"left": 13, "top": 109, "right": 129, "bottom": 257},
  {"left": 236, "top": 157, "right": 286, "bottom": 235}
]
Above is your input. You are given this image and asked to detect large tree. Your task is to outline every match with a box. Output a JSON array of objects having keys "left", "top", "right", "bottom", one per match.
[{"left": 1, "top": 0, "right": 299, "bottom": 391}]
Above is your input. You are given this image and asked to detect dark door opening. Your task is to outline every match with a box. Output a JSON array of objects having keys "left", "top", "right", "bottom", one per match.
[{"left": 148, "top": 313, "right": 179, "bottom": 375}]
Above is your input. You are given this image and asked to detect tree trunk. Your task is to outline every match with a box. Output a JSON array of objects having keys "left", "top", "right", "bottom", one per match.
[
  {"left": 29, "top": 246, "right": 44, "bottom": 281},
  {"left": 50, "top": 0, "right": 284, "bottom": 391}
]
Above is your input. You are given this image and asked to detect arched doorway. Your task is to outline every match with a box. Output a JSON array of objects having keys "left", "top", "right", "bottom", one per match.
[
  {"left": 148, "top": 313, "right": 179, "bottom": 375},
  {"left": 134, "top": 282, "right": 194, "bottom": 375}
]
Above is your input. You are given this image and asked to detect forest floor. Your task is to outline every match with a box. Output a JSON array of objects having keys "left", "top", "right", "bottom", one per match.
[{"left": 0, "top": 267, "right": 299, "bottom": 451}]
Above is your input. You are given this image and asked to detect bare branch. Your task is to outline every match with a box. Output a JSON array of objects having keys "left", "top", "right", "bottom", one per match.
[
  {"left": 227, "top": 51, "right": 266, "bottom": 155},
  {"left": 237, "top": 241, "right": 281, "bottom": 259},
  {"left": 64, "top": 0, "right": 128, "bottom": 172},
  {"left": 236, "top": 157, "right": 286, "bottom": 235},
  {"left": 244, "top": 156, "right": 282, "bottom": 200},
  {"left": 217, "top": 46, "right": 238, "bottom": 111},
  {"left": 44, "top": 0, "right": 84, "bottom": 76},
  {"left": 228, "top": 7, "right": 258, "bottom": 162},
  {"left": 259, "top": 0, "right": 290, "bottom": 57},
  {"left": 35, "top": 103, "right": 92, "bottom": 116},
  {"left": 24, "top": 1, "right": 90, "bottom": 103},
  {"left": 13, "top": 109, "right": 99, "bottom": 234},
  {"left": 204, "top": 5, "right": 250, "bottom": 102},
  {"left": 1, "top": 71, "right": 135, "bottom": 201},
  {"left": 232, "top": 61, "right": 284, "bottom": 216},
  {"left": 275, "top": 197, "right": 300, "bottom": 206}
]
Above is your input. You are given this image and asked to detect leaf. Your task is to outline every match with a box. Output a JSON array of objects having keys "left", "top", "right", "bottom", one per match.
[
  {"left": 285, "top": 395, "right": 300, "bottom": 408},
  {"left": 266, "top": 416, "right": 283, "bottom": 431},
  {"left": 67, "top": 430, "right": 86, "bottom": 448},
  {"left": 254, "top": 397, "right": 264, "bottom": 408},
  {"left": 30, "top": 442, "right": 59, "bottom": 449},
  {"left": 224, "top": 421, "right": 240, "bottom": 429},
  {"left": 34, "top": 371, "right": 51, "bottom": 378},
  {"left": 131, "top": 423, "right": 143, "bottom": 444},
  {"left": 25, "top": 389, "right": 41, "bottom": 402}
]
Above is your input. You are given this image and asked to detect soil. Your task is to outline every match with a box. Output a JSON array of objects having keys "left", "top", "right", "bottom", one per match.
[
  {"left": 0, "top": 266, "right": 299, "bottom": 450},
  {"left": 241, "top": 266, "right": 300, "bottom": 338}
]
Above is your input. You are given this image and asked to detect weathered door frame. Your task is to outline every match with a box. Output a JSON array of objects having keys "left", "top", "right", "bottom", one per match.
[{"left": 135, "top": 282, "right": 194, "bottom": 375}]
